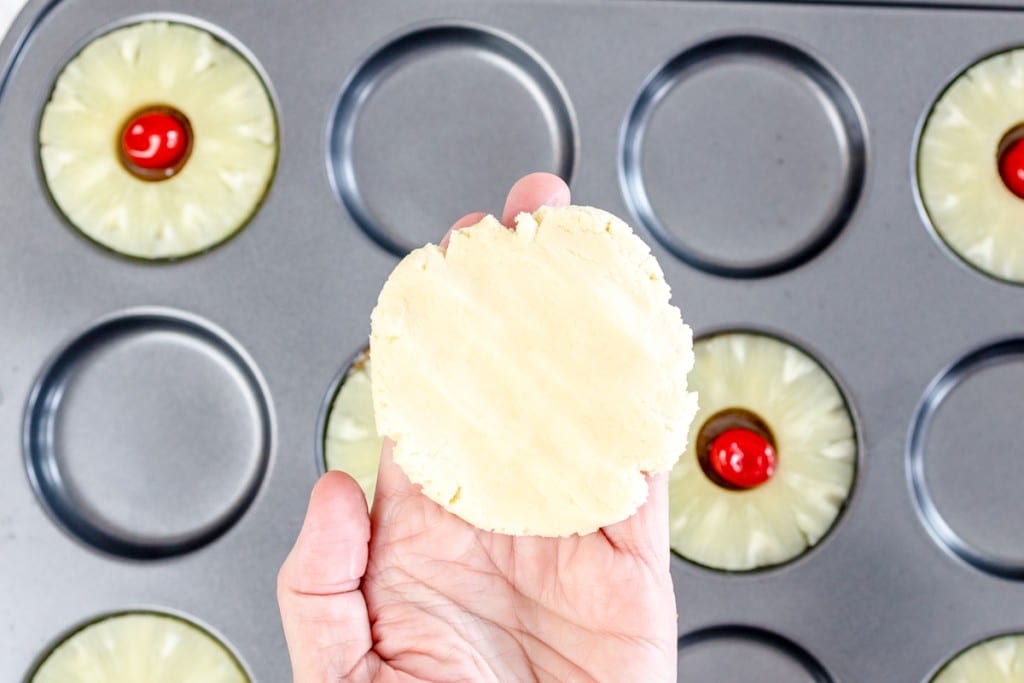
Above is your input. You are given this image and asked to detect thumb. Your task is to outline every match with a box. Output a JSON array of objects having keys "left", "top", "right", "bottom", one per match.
[
  {"left": 277, "top": 471, "right": 378, "bottom": 682},
  {"left": 601, "top": 472, "right": 670, "bottom": 565}
]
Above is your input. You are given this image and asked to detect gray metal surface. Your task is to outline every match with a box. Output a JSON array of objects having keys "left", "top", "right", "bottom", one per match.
[{"left": 1, "top": 0, "right": 1023, "bottom": 681}]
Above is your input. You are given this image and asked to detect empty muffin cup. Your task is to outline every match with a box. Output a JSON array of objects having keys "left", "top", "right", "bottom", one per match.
[
  {"left": 23, "top": 309, "right": 272, "bottom": 559},
  {"left": 328, "top": 24, "right": 575, "bottom": 256},
  {"left": 621, "top": 36, "right": 865, "bottom": 278},
  {"left": 909, "top": 339, "right": 1024, "bottom": 579},
  {"left": 677, "top": 625, "right": 833, "bottom": 682}
]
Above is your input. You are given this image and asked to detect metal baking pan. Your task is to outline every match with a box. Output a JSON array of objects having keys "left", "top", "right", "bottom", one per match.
[{"left": 3, "top": 0, "right": 1024, "bottom": 680}]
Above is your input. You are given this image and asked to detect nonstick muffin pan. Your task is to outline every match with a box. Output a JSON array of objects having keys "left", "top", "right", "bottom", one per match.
[{"left": 3, "top": 0, "right": 1024, "bottom": 680}]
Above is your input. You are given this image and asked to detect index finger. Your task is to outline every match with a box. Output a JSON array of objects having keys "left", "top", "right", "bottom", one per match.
[{"left": 501, "top": 172, "right": 571, "bottom": 226}]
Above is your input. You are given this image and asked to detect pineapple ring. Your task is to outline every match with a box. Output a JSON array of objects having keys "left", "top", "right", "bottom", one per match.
[
  {"left": 30, "top": 611, "right": 247, "bottom": 682},
  {"left": 323, "top": 348, "right": 382, "bottom": 506},
  {"left": 917, "top": 48, "right": 1024, "bottom": 284},
  {"left": 933, "top": 634, "right": 1024, "bottom": 682},
  {"left": 39, "top": 21, "right": 278, "bottom": 260},
  {"left": 669, "top": 332, "right": 856, "bottom": 571}
]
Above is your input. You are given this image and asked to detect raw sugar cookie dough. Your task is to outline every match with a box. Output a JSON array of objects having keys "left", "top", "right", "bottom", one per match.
[
  {"left": 370, "top": 205, "right": 698, "bottom": 536},
  {"left": 324, "top": 349, "right": 382, "bottom": 505},
  {"left": 933, "top": 634, "right": 1024, "bottom": 682},
  {"left": 669, "top": 332, "right": 856, "bottom": 571},
  {"left": 918, "top": 48, "right": 1024, "bottom": 283},
  {"left": 31, "top": 612, "right": 247, "bottom": 682},
  {"left": 39, "top": 21, "right": 277, "bottom": 259}
]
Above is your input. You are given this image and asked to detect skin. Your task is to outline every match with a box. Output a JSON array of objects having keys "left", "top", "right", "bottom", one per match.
[{"left": 277, "top": 173, "right": 678, "bottom": 683}]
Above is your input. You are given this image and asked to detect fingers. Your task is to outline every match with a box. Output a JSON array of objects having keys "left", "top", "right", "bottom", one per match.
[
  {"left": 440, "top": 211, "right": 487, "bottom": 250},
  {"left": 501, "top": 172, "right": 570, "bottom": 226},
  {"left": 600, "top": 472, "right": 670, "bottom": 565},
  {"left": 278, "top": 472, "right": 378, "bottom": 682},
  {"left": 372, "top": 437, "right": 415, "bottom": 504},
  {"left": 439, "top": 173, "right": 571, "bottom": 249}
]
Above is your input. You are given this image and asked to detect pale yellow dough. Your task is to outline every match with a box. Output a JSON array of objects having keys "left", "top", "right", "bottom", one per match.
[
  {"left": 918, "top": 48, "right": 1024, "bottom": 283},
  {"left": 370, "top": 205, "right": 698, "bottom": 536},
  {"left": 39, "top": 21, "right": 277, "bottom": 259},
  {"left": 933, "top": 634, "right": 1024, "bottom": 683},
  {"left": 325, "top": 351, "right": 382, "bottom": 505},
  {"left": 32, "top": 612, "right": 247, "bottom": 682}
]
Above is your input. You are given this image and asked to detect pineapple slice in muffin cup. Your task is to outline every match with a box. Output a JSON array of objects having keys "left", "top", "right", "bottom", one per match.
[
  {"left": 30, "top": 611, "right": 248, "bottom": 682},
  {"left": 669, "top": 332, "right": 857, "bottom": 571},
  {"left": 39, "top": 20, "right": 278, "bottom": 260},
  {"left": 323, "top": 348, "right": 382, "bottom": 506},
  {"left": 932, "top": 634, "right": 1024, "bottom": 683},
  {"left": 918, "top": 48, "right": 1024, "bottom": 284}
]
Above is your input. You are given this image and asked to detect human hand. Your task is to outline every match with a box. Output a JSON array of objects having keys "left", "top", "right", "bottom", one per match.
[{"left": 277, "top": 173, "right": 678, "bottom": 682}]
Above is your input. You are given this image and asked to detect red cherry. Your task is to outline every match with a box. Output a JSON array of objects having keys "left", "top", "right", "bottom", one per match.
[
  {"left": 709, "top": 428, "right": 776, "bottom": 490},
  {"left": 999, "top": 138, "right": 1024, "bottom": 199},
  {"left": 121, "top": 110, "right": 189, "bottom": 172}
]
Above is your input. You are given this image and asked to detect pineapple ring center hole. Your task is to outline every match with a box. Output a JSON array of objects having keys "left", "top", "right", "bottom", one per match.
[
  {"left": 117, "top": 104, "right": 193, "bottom": 181},
  {"left": 695, "top": 408, "right": 777, "bottom": 490},
  {"left": 996, "top": 123, "right": 1024, "bottom": 199}
]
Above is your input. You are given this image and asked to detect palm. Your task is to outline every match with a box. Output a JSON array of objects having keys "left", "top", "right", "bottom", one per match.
[
  {"left": 365, "top": 471, "right": 676, "bottom": 682},
  {"left": 278, "top": 442, "right": 677, "bottom": 683}
]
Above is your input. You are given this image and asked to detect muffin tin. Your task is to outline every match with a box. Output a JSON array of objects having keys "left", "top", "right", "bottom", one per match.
[{"left": 3, "top": 0, "right": 1024, "bottom": 680}]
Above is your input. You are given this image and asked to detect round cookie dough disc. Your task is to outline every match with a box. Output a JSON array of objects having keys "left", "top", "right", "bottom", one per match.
[{"left": 370, "top": 205, "right": 698, "bottom": 536}]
